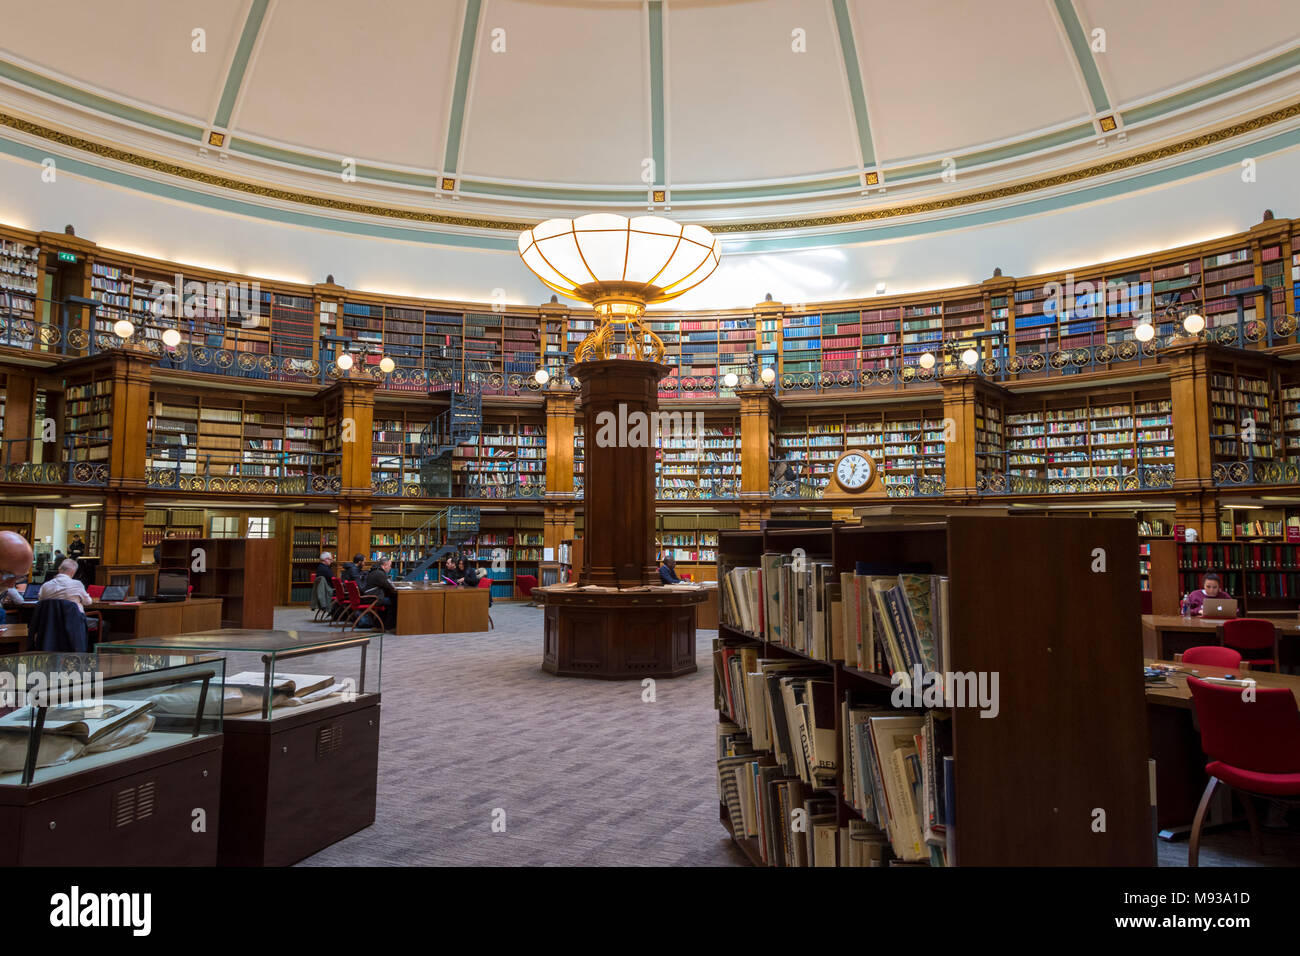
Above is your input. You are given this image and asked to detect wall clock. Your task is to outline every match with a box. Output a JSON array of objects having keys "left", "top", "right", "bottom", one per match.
[{"left": 832, "top": 449, "right": 877, "bottom": 493}]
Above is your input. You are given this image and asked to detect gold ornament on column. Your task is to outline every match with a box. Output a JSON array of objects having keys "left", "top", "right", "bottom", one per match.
[{"left": 517, "top": 214, "right": 720, "bottom": 363}]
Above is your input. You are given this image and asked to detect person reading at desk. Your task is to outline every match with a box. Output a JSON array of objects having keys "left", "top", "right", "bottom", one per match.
[
  {"left": 443, "top": 555, "right": 463, "bottom": 586},
  {"left": 1186, "top": 572, "right": 1230, "bottom": 617},
  {"left": 659, "top": 554, "right": 682, "bottom": 585},
  {"left": 363, "top": 557, "right": 398, "bottom": 631}
]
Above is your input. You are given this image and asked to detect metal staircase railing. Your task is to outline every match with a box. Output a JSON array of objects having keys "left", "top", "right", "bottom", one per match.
[{"left": 387, "top": 505, "right": 482, "bottom": 580}]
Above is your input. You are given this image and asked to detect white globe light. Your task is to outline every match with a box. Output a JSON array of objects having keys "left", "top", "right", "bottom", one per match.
[
  {"left": 919, "top": 352, "right": 936, "bottom": 369},
  {"left": 1134, "top": 322, "right": 1155, "bottom": 342},
  {"left": 113, "top": 319, "right": 135, "bottom": 339},
  {"left": 336, "top": 353, "right": 354, "bottom": 370},
  {"left": 1183, "top": 312, "right": 1205, "bottom": 334},
  {"left": 517, "top": 214, "right": 720, "bottom": 304},
  {"left": 534, "top": 368, "right": 550, "bottom": 385},
  {"left": 379, "top": 356, "right": 396, "bottom": 374},
  {"left": 723, "top": 372, "right": 739, "bottom": 388},
  {"left": 161, "top": 328, "right": 181, "bottom": 347},
  {"left": 961, "top": 348, "right": 979, "bottom": 367},
  {"left": 760, "top": 367, "right": 776, "bottom": 384}
]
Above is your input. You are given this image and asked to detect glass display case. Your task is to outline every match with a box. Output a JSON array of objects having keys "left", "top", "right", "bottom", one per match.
[
  {"left": 0, "top": 652, "right": 225, "bottom": 865},
  {"left": 97, "top": 628, "right": 381, "bottom": 721},
  {"left": 96, "top": 629, "right": 382, "bottom": 866}
]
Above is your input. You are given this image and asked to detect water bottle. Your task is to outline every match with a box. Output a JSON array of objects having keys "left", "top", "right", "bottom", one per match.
[{"left": 1180, "top": 594, "right": 1189, "bottom": 618}]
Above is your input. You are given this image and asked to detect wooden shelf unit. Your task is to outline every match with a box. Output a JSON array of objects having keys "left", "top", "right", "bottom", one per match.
[
  {"left": 466, "top": 512, "right": 544, "bottom": 600},
  {"left": 656, "top": 414, "right": 740, "bottom": 500},
  {"left": 774, "top": 406, "right": 946, "bottom": 494},
  {"left": 159, "top": 536, "right": 277, "bottom": 628},
  {"left": 288, "top": 513, "right": 338, "bottom": 604},
  {"left": 714, "top": 514, "right": 1152, "bottom": 866},
  {"left": 451, "top": 412, "right": 545, "bottom": 499}
]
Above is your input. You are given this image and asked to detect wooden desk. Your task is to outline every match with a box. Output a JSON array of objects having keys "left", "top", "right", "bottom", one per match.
[
  {"left": 1145, "top": 658, "right": 1300, "bottom": 836},
  {"left": 0, "top": 623, "right": 29, "bottom": 654},
  {"left": 696, "top": 587, "right": 719, "bottom": 630},
  {"left": 391, "top": 586, "right": 490, "bottom": 634},
  {"left": 93, "top": 598, "right": 224, "bottom": 639},
  {"left": 443, "top": 588, "right": 490, "bottom": 633},
  {"left": 1141, "top": 614, "right": 1300, "bottom": 661},
  {"left": 393, "top": 587, "right": 445, "bottom": 635}
]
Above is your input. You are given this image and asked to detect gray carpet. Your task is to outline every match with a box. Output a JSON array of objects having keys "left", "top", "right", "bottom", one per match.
[
  {"left": 277, "top": 604, "right": 1290, "bottom": 867},
  {"left": 282, "top": 603, "right": 747, "bottom": 866}
]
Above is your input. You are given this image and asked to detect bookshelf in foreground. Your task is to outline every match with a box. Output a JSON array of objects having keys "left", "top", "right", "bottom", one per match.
[
  {"left": 159, "top": 537, "right": 277, "bottom": 628},
  {"left": 713, "top": 514, "right": 1151, "bottom": 867}
]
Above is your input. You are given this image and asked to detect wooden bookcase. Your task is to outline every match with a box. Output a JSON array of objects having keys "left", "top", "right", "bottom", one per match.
[
  {"left": 159, "top": 537, "right": 276, "bottom": 628},
  {"left": 288, "top": 513, "right": 338, "bottom": 604},
  {"left": 714, "top": 513, "right": 1152, "bottom": 866},
  {"left": 656, "top": 415, "right": 739, "bottom": 500},
  {"left": 452, "top": 413, "right": 545, "bottom": 499}
]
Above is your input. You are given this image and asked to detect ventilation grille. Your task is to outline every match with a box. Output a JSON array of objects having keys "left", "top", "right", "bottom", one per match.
[
  {"left": 316, "top": 723, "right": 344, "bottom": 758},
  {"left": 112, "top": 781, "right": 156, "bottom": 828}
]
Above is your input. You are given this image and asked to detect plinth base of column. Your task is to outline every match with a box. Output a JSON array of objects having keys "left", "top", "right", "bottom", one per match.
[{"left": 538, "top": 589, "right": 704, "bottom": 679}]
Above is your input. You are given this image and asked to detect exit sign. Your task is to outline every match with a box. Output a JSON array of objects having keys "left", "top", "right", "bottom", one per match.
[{"left": 57, "top": 251, "right": 78, "bottom": 263}]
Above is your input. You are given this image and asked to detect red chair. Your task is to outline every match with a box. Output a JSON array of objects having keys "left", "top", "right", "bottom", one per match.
[
  {"left": 478, "top": 575, "right": 494, "bottom": 630},
  {"left": 342, "top": 580, "right": 381, "bottom": 632},
  {"left": 1222, "top": 618, "right": 1277, "bottom": 671},
  {"left": 516, "top": 574, "right": 538, "bottom": 604},
  {"left": 1186, "top": 676, "right": 1300, "bottom": 864},
  {"left": 86, "top": 585, "right": 105, "bottom": 599},
  {"left": 327, "top": 578, "right": 350, "bottom": 626},
  {"left": 1181, "top": 646, "right": 1244, "bottom": 669}
]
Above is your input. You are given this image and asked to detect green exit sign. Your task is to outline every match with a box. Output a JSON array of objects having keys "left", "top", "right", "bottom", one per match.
[{"left": 57, "top": 251, "right": 78, "bottom": 263}]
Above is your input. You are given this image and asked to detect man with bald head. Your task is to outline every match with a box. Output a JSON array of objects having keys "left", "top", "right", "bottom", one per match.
[{"left": 0, "top": 531, "right": 34, "bottom": 619}]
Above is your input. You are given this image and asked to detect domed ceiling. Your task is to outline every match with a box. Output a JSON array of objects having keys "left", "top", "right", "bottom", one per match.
[{"left": 0, "top": 0, "right": 1298, "bottom": 234}]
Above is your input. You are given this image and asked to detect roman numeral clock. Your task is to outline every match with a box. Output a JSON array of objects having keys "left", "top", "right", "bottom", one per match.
[{"left": 821, "top": 449, "right": 882, "bottom": 519}]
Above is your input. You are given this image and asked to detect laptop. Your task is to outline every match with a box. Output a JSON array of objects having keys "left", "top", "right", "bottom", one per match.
[
  {"left": 154, "top": 570, "right": 189, "bottom": 603},
  {"left": 100, "top": 585, "right": 129, "bottom": 602},
  {"left": 22, "top": 583, "right": 40, "bottom": 601},
  {"left": 1202, "top": 597, "right": 1239, "bottom": 620}
]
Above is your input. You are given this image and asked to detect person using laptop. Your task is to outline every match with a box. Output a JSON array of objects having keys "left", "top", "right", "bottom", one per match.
[
  {"left": 40, "top": 558, "right": 94, "bottom": 613},
  {"left": 1186, "top": 572, "right": 1231, "bottom": 617},
  {"left": 363, "top": 557, "right": 398, "bottom": 630}
]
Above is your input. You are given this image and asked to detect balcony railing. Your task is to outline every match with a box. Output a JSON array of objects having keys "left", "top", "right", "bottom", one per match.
[
  {"left": 0, "top": 437, "right": 111, "bottom": 486},
  {"left": 1211, "top": 458, "right": 1300, "bottom": 487},
  {"left": 145, "top": 445, "right": 342, "bottom": 495},
  {"left": 976, "top": 452, "right": 1176, "bottom": 495}
]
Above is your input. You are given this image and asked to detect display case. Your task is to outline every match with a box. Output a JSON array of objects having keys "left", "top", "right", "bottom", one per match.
[
  {"left": 0, "top": 653, "right": 224, "bottom": 866},
  {"left": 97, "top": 629, "right": 382, "bottom": 866}
]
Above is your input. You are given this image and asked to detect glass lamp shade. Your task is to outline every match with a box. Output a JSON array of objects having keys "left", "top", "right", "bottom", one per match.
[
  {"left": 336, "top": 353, "right": 354, "bottom": 370},
  {"left": 723, "top": 372, "right": 739, "bottom": 388},
  {"left": 1183, "top": 313, "right": 1206, "bottom": 334},
  {"left": 961, "top": 348, "right": 979, "bottom": 367},
  {"left": 919, "top": 352, "right": 936, "bottom": 369},
  {"left": 1134, "top": 322, "right": 1155, "bottom": 342},
  {"left": 760, "top": 367, "right": 776, "bottom": 384},
  {"left": 161, "top": 328, "right": 181, "bottom": 347},
  {"left": 379, "top": 356, "right": 396, "bottom": 374},
  {"left": 534, "top": 368, "right": 551, "bottom": 385},
  {"left": 518, "top": 214, "right": 720, "bottom": 305},
  {"left": 112, "top": 318, "right": 135, "bottom": 339}
]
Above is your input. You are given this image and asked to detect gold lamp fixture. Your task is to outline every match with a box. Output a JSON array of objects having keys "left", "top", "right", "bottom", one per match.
[{"left": 518, "top": 214, "right": 720, "bottom": 363}]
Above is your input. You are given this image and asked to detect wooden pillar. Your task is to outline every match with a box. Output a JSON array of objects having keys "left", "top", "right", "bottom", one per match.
[
  {"left": 322, "top": 375, "right": 376, "bottom": 497},
  {"left": 104, "top": 349, "right": 154, "bottom": 489},
  {"left": 1166, "top": 340, "right": 1215, "bottom": 494},
  {"left": 737, "top": 384, "right": 777, "bottom": 529},
  {"left": 572, "top": 359, "right": 670, "bottom": 587},
  {"left": 543, "top": 500, "right": 576, "bottom": 555},
  {"left": 543, "top": 388, "right": 576, "bottom": 497},
  {"left": 1173, "top": 491, "right": 1220, "bottom": 544},
  {"left": 101, "top": 491, "right": 146, "bottom": 566},
  {"left": 336, "top": 498, "right": 373, "bottom": 566},
  {"left": 1, "top": 369, "right": 36, "bottom": 465},
  {"left": 941, "top": 375, "right": 980, "bottom": 497}
]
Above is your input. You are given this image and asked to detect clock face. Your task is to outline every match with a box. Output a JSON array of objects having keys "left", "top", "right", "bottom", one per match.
[{"left": 834, "top": 451, "right": 876, "bottom": 493}]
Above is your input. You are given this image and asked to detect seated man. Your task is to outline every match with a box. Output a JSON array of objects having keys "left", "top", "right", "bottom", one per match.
[
  {"left": 0, "top": 531, "right": 34, "bottom": 624},
  {"left": 659, "top": 554, "right": 682, "bottom": 585},
  {"left": 1186, "top": 572, "right": 1230, "bottom": 617},
  {"left": 39, "top": 557, "right": 106, "bottom": 642},
  {"left": 443, "top": 555, "right": 463, "bottom": 586},
  {"left": 363, "top": 557, "right": 398, "bottom": 630}
]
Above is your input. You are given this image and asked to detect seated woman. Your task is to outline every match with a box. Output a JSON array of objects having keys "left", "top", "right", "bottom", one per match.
[{"left": 1186, "top": 572, "right": 1230, "bottom": 616}]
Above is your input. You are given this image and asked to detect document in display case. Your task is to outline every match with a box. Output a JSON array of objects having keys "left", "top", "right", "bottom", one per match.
[
  {"left": 97, "top": 629, "right": 382, "bottom": 866},
  {"left": 0, "top": 653, "right": 224, "bottom": 866}
]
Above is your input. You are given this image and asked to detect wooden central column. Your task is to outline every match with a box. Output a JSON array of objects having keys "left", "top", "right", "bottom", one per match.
[{"left": 571, "top": 358, "right": 671, "bottom": 587}]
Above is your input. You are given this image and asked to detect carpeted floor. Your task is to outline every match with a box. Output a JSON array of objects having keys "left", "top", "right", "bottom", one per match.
[
  {"left": 283, "top": 602, "right": 1294, "bottom": 867},
  {"left": 287, "top": 602, "right": 748, "bottom": 866}
]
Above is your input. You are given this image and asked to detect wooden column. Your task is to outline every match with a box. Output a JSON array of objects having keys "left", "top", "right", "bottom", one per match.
[
  {"left": 543, "top": 501, "right": 576, "bottom": 556},
  {"left": 1173, "top": 491, "right": 1220, "bottom": 543},
  {"left": 737, "top": 384, "right": 777, "bottom": 530},
  {"left": 104, "top": 349, "right": 154, "bottom": 489},
  {"left": 1, "top": 369, "right": 36, "bottom": 465},
  {"left": 336, "top": 498, "right": 373, "bottom": 566},
  {"left": 572, "top": 359, "right": 670, "bottom": 587},
  {"left": 101, "top": 492, "right": 146, "bottom": 566},
  {"left": 322, "top": 375, "right": 376, "bottom": 497},
  {"left": 941, "top": 374, "right": 980, "bottom": 498},
  {"left": 543, "top": 388, "right": 576, "bottom": 497},
  {"left": 1166, "top": 340, "right": 1215, "bottom": 494}
]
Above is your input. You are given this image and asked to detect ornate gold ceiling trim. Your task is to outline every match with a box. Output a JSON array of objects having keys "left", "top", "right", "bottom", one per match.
[{"left": 1, "top": 100, "right": 1298, "bottom": 235}]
